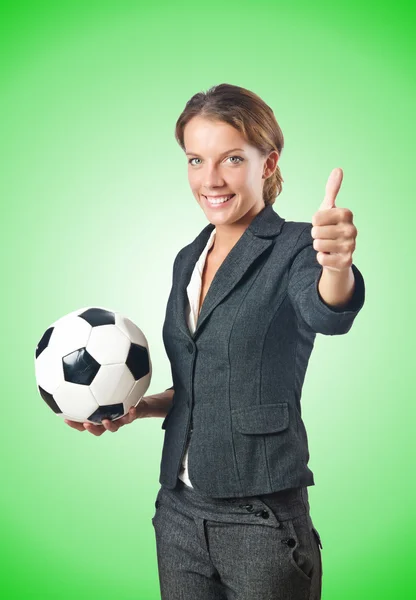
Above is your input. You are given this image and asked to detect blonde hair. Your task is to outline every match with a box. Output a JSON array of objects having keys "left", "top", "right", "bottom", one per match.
[{"left": 175, "top": 83, "right": 284, "bottom": 206}]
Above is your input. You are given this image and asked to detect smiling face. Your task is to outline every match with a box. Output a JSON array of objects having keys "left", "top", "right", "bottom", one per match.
[{"left": 184, "top": 115, "right": 278, "bottom": 228}]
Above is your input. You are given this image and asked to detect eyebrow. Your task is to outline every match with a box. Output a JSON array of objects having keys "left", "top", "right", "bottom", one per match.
[{"left": 185, "top": 147, "right": 245, "bottom": 156}]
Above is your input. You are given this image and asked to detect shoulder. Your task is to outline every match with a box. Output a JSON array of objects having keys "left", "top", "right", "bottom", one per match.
[
  {"left": 281, "top": 220, "right": 311, "bottom": 238},
  {"left": 277, "top": 220, "right": 313, "bottom": 255}
]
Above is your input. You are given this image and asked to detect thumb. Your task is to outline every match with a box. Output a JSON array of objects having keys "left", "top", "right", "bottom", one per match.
[{"left": 319, "top": 167, "right": 343, "bottom": 211}]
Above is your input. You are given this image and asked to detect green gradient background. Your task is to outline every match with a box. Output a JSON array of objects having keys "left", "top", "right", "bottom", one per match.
[{"left": 1, "top": 1, "right": 414, "bottom": 598}]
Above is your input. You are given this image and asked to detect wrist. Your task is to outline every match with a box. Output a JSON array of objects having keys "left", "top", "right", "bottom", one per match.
[
  {"left": 141, "top": 389, "right": 174, "bottom": 418},
  {"left": 135, "top": 397, "right": 150, "bottom": 418}
]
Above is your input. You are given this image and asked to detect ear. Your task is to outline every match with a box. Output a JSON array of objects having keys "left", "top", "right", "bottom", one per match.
[{"left": 263, "top": 150, "right": 280, "bottom": 178}]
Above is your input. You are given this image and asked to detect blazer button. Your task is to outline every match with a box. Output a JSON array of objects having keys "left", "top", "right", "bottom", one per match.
[
  {"left": 187, "top": 342, "right": 194, "bottom": 353},
  {"left": 254, "top": 509, "right": 269, "bottom": 518}
]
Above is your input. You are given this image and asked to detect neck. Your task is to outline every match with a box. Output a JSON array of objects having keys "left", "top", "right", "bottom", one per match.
[
  {"left": 211, "top": 224, "right": 247, "bottom": 256},
  {"left": 211, "top": 202, "right": 266, "bottom": 255}
]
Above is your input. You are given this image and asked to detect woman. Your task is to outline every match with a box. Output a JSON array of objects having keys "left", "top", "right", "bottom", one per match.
[{"left": 67, "top": 83, "right": 365, "bottom": 599}]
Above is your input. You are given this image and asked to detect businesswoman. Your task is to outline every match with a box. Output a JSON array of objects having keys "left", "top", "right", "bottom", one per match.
[{"left": 66, "top": 83, "right": 365, "bottom": 599}]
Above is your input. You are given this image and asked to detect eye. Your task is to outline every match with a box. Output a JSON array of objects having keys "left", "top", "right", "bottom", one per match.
[{"left": 188, "top": 156, "right": 244, "bottom": 166}]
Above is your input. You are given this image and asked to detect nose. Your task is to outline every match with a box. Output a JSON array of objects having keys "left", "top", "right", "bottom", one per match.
[{"left": 203, "top": 163, "right": 226, "bottom": 189}]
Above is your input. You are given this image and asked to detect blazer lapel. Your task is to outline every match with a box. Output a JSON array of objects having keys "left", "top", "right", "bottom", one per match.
[{"left": 175, "top": 204, "right": 286, "bottom": 340}]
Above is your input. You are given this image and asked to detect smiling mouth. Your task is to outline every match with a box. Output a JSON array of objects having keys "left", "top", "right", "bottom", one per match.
[{"left": 203, "top": 194, "right": 236, "bottom": 206}]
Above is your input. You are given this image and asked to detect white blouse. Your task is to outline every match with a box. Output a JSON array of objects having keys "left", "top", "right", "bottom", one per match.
[{"left": 178, "top": 226, "right": 217, "bottom": 487}]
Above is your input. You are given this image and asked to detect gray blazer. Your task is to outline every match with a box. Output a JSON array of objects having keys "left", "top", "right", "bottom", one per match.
[{"left": 160, "top": 204, "right": 365, "bottom": 498}]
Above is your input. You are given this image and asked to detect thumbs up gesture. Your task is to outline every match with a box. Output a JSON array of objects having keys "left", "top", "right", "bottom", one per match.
[{"left": 311, "top": 168, "right": 357, "bottom": 273}]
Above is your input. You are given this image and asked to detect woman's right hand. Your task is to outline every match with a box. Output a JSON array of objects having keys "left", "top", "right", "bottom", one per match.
[{"left": 64, "top": 398, "right": 149, "bottom": 436}]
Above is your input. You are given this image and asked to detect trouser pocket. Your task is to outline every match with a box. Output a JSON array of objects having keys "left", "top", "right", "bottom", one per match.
[
  {"left": 312, "top": 527, "right": 323, "bottom": 549},
  {"left": 311, "top": 526, "right": 323, "bottom": 577},
  {"left": 282, "top": 516, "right": 324, "bottom": 598},
  {"left": 284, "top": 514, "right": 315, "bottom": 582}
]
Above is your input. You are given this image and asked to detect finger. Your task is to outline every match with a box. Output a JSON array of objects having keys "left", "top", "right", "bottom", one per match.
[
  {"left": 117, "top": 412, "right": 133, "bottom": 426},
  {"left": 313, "top": 239, "right": 341, "bottom": 253},
  {"left": 128, "top": 407, "right": 138, "bottom": 421},
  {"left": 83, "top": 422, "right": 106, "bottom": 436},
  {"left": 65, "top": 419, "right": 86, "bottom": 432},
  {"left": 312, "top": 207, "right": 346, "bottom": 228},
  {"left": 311, "top": 224, "right": 339, "bottom": 239},
  {"left": 102, "top": 419, "right": 119, "bottom": 432},
  {"left": 119, "top": 407, "right": 137, "bottom": 426}
]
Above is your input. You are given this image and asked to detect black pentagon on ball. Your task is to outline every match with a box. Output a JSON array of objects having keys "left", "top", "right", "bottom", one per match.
[
  {"left": 38, "top": 385, "right": 62, "bottom": 414},
  {"left": 35, "top": 327, "right": 54, "bottom": 359},
  {"left": 126, "top": 343, "right": 150, "bottom": 380},
  {"left": 63, "top": 348, "right": 101, "bottom": 385},
  {"left": 88, "top": 403, "right": 124, "bottom": 424},
  {"left": 78, "top": 308, "right": 115, "bottom": 327}
]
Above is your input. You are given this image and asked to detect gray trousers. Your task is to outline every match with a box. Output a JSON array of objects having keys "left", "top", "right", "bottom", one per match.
[{"left": 151, "top": 479, "right": 323, "bottom": 599}]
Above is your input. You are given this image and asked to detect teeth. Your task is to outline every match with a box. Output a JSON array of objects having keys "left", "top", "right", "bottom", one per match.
[{"left": 205, "top": 195, "right": 234, "bottom": 204}]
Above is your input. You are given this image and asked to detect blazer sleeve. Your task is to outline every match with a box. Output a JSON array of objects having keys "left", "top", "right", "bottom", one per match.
[{"left": 287, "top": 224, "right": 365, "bottom": 336}]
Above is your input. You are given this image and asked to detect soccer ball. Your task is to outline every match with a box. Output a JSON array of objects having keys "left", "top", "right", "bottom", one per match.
[{"left": 34, "top": 307, "right": 152, "bottom": 424}]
